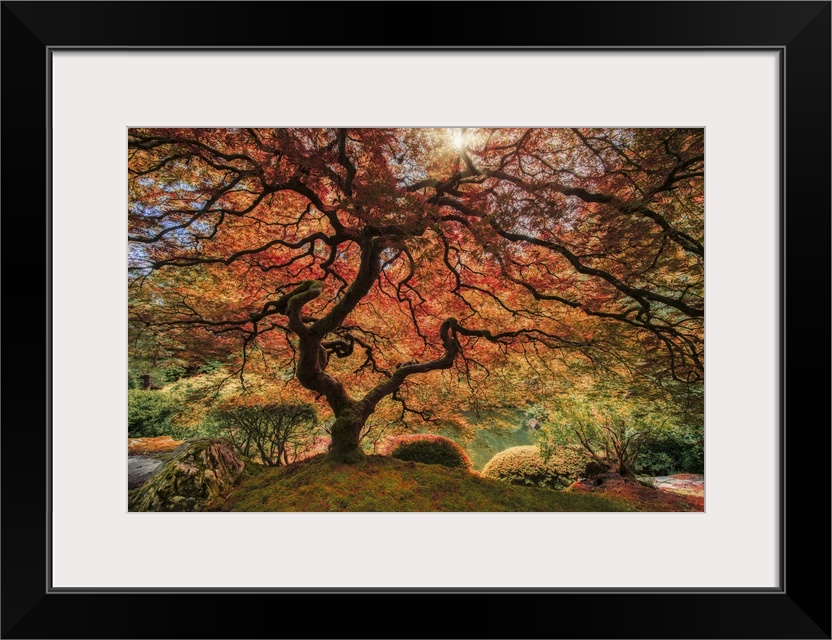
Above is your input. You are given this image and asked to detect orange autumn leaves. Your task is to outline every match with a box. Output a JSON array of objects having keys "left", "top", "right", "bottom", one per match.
[{"left": 129, "top": 128, "right": 704, "bottom": 426}]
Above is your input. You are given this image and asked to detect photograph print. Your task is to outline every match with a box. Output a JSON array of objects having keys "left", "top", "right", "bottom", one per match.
[{"left": 127, "top": 127, "right": 704, "bottom": 513}]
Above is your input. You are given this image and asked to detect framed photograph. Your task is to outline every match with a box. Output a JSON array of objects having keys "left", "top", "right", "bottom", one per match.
[{"left": 2, "top": 2, "right": 829, "bottom": 638}]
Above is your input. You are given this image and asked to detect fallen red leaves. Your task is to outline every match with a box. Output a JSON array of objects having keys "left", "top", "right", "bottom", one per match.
[{"left": 567, "top": 473, "right": 704, "bottom": 512}]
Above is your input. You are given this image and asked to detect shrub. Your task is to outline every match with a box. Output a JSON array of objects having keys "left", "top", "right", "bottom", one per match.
[
  {"left": 482, "top": 445, "right": 594, "bottom": 490},
  {"left": 213, "top": 402, "right": 319, "bottom": 466},
  {"left": 127, "top": 389, "right": 176, "bottom": 437},
  {"left": 380, "top": 434, "right": 473, "bottom": 470},
  {"left": 161, "top": 365, "right": 187, "bottom": 383},
  {"left": 637, "top": 426, "right": 704, "bottom": 475}
]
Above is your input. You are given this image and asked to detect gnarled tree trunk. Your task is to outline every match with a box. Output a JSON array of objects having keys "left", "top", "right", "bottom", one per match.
[
  {"left": 328, "top": 410, "right": 366, "bottom": 464},
  {"left": 272, "top": 243, "right": 462, "bottom": 465}
]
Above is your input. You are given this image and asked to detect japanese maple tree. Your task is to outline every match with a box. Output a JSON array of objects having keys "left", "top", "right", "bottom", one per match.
[{"left": 128, "top": 127, "right": 703, "bottom": 462}]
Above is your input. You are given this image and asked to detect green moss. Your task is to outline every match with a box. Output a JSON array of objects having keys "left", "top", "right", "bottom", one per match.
[
  {"left": 129, "top": 438, "right": 245, "bottom": 512},
  {"left": 212, "top": 455, "right": 631, "bottom": 512},
  {"left": 242, "top": 458, "right": 266, "bottom": 476}
]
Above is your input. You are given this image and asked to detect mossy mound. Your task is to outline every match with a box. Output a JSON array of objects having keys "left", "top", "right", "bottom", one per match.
[
  {"left": 213, "top": 455, "right": 630, "bottom": 512},
  {"left": 128, "top": 438, "right": 245, "bottom": 512},
  {"left": 481, "top": 445, "right": 597, "bottom": 490},
  {"left": 379, "top": 434, "right": 473, "bottom": 470}
]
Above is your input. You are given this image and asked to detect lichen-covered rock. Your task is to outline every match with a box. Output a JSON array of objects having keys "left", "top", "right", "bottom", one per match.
[{"left": 128, "top": 438, "right": 245, "bottom": 512}]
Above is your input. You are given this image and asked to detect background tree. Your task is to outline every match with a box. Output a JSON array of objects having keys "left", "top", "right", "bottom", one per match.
[
  {"left": 129, "top": 128, "right": 704, "bottom": 462},
  {"left": 214, "top": 400, "right": 318, "bottom": 466},
  {"left": 536, "top": 394, "right": 659, "bottom": 477}
]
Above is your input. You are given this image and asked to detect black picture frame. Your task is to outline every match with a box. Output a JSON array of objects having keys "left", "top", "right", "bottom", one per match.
[{"left": 2, "top": 2, "right": 829, "bottom": 638}]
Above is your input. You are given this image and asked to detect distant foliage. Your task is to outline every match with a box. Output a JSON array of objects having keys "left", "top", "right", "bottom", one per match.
[
  {"left": 380, "top": 434, "right": 473, "bottom": 470},
  {"left": 637, "top": 424, "right": 704, "bottom": 475},
  {"left": 482, "top": 445, "right": 594, "bottom": 490},
  {"left": 161, "top": 365, "right": 187, "bottom": 383},
  {"left": 148, "top": 371, "right": 320, "bottom": 440},
  {"left": 537, "top": 394, "right": 663, "bottom": 477},
  {"left": 536, "top": 392, "right": 703, "bottom": 477},
  {"left": 127, "top": 390, "right": 176, "bottom": 437}
]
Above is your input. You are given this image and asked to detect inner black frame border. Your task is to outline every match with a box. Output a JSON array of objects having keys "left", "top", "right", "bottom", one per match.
[{"left": 2, "top": 2, "right": 829, "bottom": 638}]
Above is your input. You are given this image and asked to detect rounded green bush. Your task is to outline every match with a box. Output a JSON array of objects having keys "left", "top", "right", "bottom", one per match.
[
  {"left": 381, "top": 434, "right": 473, "bottom": 470},
  {"left": 128, "top": 389, "right": 175, "bottom": 438},
  {"left": 482, "top": 445, "right": 594, "bottom": 490}
]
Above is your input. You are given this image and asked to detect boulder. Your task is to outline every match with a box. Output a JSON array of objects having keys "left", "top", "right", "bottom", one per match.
[
  {"left": 128, "top": 438, "right": 245, "bottom": 512},
  {"left": 127, "top": 455, "right": 164, "bottom": 490}
]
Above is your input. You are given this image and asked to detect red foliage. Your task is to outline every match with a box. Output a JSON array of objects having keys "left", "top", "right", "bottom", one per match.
[{"left": 128, "top": 128, "right": 704, "bottom": 459}]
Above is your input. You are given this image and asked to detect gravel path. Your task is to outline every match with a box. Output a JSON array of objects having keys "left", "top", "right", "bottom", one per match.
[{"left": 652, "top": 474, "right": 704, "bottom": 496}]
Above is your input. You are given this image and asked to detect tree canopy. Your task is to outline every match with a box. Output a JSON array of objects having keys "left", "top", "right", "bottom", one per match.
[{"left": 128, "top": 127, "right": 704, "bottom": 462}]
